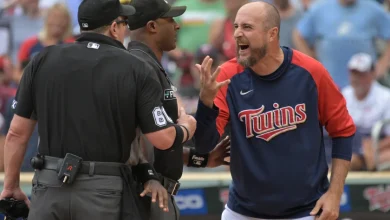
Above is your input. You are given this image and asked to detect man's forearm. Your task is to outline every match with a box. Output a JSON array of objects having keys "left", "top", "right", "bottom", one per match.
[
  {"left": 379, "top": 136, "right": 390, "bottom": 150},
  {"left": 194, "top": 100, "right": 220, "bottom": 153},
  {"left": 3, "top": 132, "right": 29, "bottom": 189},
  {"left": 328, "top": 158, "right": 350, "bottom": 196},
  {"left": 292, "top": 29, "right": 316, "bottom": 58}
]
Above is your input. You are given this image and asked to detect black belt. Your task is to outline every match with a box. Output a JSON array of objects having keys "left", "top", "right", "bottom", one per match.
[
  {"left": 39, "top": 156, "right": 146, "bottom": 220},
  {"left": 159, "top": 175, "right": 180, "bottom": 196},
  {"left": 42, "top": 156, "right": 124, "bottom": 176}
]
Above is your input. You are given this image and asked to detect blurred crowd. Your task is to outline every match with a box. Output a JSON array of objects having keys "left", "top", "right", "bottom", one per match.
[{"left": 0, "top": 0, "right": 390, "bottom": 173}]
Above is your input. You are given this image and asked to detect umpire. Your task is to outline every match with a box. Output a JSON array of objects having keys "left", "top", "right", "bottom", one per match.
[
  {"left": 126, "top": 0, "right": 230, "bottom": 219},
  {"left": 0, "top": 0, "right": 197, "bottom": 219}
]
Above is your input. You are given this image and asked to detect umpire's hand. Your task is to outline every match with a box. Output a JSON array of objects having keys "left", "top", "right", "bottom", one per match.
[{"left": 140, "top": 180, "right": 169, "bottom": 212}]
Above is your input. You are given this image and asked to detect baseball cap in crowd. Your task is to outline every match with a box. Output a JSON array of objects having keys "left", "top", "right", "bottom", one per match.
[
  {"left": 78, "top": 0, "right": 136, "bottom": 31},
  {"left": 126, "top": 0, "right": 187, "bottom": 30},
  {"left": 347, "top": 53, "right": 375, "bottom": 73}
]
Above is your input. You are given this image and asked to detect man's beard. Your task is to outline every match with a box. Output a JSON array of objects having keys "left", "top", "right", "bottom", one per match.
[{"left": 237, "top": 44, "right": 267, "bottom": 67}]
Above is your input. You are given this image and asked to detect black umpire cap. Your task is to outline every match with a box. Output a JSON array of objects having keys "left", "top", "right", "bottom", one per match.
[
  {"left": 78, "top": 0, "right": 136, "bottom": 31},
  {"left": 127, "top": 0, "right": 186, "bottom": 30}
]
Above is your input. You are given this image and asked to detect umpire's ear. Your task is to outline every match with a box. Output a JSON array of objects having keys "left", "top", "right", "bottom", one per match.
[{"left": 145, "top": 20, "right": 158, "bottom": 33}]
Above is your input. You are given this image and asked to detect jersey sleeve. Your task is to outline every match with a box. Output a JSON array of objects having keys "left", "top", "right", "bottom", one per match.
[
  {"left": 18, "top": 37, "right": 37, "bottom": 63},
  {"left": 136, "top": 65, "right": 174, "bottom": 134},
  {"left": 13, "top": 58, "right": 36, "bottom": 120},
  {"left": 194, "top": 67, "right": 231, "bottom": 154},
  {"left": 310, "top": 63, "right": 356, "bottom": 160},
  {"left": 214, "top": 68, "right": 230, "bottom": 136}
]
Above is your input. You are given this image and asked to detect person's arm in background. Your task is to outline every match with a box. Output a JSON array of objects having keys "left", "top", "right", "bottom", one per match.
[
  {"left": 309, "top": 62, "right": 356, "bottom": 220},
  {"left": 292, "top": 3, "right": 317, "bottom": 58},
  {"left": 209, "top": 19, "right": 225, "bottom": 51},
  {"left": 361, "top": 94, "right": 390, "bottom": 171},
  {"left": 373, "top": 6, "right": 390, "bottom": 78}
]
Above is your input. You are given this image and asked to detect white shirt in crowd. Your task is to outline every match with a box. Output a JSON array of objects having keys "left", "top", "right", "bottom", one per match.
[{"left": 342, "top": 81, "right": 390, "bottom": 136}]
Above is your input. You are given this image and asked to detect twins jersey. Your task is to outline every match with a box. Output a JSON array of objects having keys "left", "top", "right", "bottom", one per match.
[{"left": 195, "top": 47, "right": 356, "bottom": 218}]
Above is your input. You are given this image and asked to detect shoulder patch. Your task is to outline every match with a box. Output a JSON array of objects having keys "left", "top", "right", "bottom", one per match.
[{"left": 164, "top": 89, "right": 176, "bottom": 100}]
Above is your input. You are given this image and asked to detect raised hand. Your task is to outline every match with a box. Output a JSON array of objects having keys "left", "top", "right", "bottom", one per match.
[{"left": 195, "top": 56, "right": 230, "bottom": 108}]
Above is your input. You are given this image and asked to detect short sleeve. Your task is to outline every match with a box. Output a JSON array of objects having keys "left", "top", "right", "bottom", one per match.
[
  {"left": 136, "top": 65, "right": 174, "bottom": 134},
  {"left": 13, "top": 61, "right": 36, "bottom": 120}
]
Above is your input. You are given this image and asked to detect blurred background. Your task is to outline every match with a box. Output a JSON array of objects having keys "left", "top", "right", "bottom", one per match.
[{"left": 0, "top": 0, "right": 390, "bottom": 219}]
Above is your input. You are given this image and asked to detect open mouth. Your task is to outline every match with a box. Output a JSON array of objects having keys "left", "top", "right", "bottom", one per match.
[{"left": 239, "top": 44, "right": 249, "bottom": 50}]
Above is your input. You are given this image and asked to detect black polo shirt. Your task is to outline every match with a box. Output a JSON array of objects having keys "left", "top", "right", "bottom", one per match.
[
  {"left": 13, "top": 33, "right": 175, "bottom": 163},
  {"left": 128, "top": 41, "right": 183, "bottom": 181}
]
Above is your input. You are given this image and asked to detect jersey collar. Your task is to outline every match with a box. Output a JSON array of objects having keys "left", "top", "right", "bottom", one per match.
[
  {"left": 76, "top": 33, "right": 126, "bottom": 50},
  {"left": 127, "top": 41, "right": 163, "bottom": 68}
]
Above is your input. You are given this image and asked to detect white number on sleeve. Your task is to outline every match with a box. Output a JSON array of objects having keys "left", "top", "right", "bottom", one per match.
[
  {"left": 153, "top": 107, "right": 167, "bottom": 127},
  {"left": 161, "top": 106, "right": 173, "bottom": 123}
]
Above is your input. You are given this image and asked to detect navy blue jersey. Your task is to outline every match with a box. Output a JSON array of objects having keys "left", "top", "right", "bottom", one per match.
[{"left": 195, "top": 47, "right": 356, "bottom": 218}]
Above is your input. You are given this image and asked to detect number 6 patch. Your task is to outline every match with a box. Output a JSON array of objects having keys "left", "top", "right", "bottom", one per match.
[{"left": 152, "top": 106, "right": 173, "bottom": 127}]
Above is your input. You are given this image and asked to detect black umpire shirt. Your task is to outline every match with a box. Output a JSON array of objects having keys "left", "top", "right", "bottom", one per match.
[
  {"left": 12, "top": 33, "right": 176, "bottom": 163},
  {"left": 128, "top": 41, "right": 182, "bottom": 181}
]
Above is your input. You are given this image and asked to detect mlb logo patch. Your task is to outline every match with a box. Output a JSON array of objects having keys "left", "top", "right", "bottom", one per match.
[{"left": 87, "top": 42, "right": 100, "bottom": 49}]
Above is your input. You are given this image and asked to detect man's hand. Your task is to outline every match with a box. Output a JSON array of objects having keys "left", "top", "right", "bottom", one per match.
[
  {"left": 310, "top": 191, "right": 341, "bottom": 220},
  {"left": 177, "top": 107, "right": 196, "bottom": 140},
  {"left": 0, "top": 187, "right": 30, "bottom": 208},
  {"left": 207, "top": 136, "right": 230, "bottom": 168},
  {"left": 140, "top": 180, "right": 169, "bottom": 212},
  {"left": 195, "top": 56, "right": 230, "bottom": 108}
]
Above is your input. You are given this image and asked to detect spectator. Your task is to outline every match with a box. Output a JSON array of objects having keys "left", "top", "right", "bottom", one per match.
[
  {"left": 209, "top": 0, "right": 248, "bottom": 61},
  {"left": 18, "top": 3, "right": 73, "bottom": 68},
  {"left": 169, "top": 0, "right": 225, "bottom": 57},
  {"left": 273, "top": 0, "right": 302, "bottom": 49},
  {"left": 342, "top": 53, "right": 390, "bottom": 171},
  {"left": 9, "top": 0, "right": 44, "bottom": 63},
  {"left": 293, "top": 0, "right": 390, "bottom": 89}
]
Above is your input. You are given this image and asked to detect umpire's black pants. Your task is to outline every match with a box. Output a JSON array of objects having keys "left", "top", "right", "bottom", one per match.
[{"left": 28, "top": 169, "right": 127, "bottom": 220}]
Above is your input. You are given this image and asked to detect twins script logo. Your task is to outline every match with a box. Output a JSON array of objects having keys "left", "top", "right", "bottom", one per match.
[
  {"left": 363, "top": 185, "right": 390, "bottom": 212},
  {"left": 238, "top": 103, "right": 307, "bottom": 141}
]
